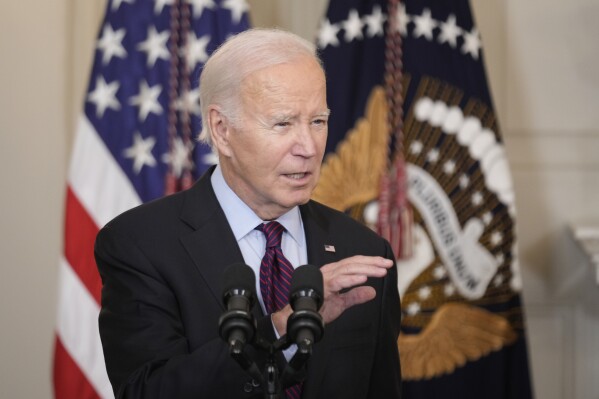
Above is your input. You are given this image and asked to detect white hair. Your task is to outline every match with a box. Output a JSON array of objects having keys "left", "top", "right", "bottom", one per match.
[{"left": 198, "top": 28, "right": 323, "bottom": 146}]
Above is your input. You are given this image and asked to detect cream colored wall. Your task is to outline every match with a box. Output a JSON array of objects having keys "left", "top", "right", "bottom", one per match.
[
  {"left": 0, "top": 1, "right": 67, "bottom": 397},
  {"left": 473, "top": 1, "right": 599, "bottom": 397},
  {"left": 0, "top": 0, "right": 597, "bottom": 397},
  {"left": 0, "top": 0, "right": 103, "bottom": 397}
]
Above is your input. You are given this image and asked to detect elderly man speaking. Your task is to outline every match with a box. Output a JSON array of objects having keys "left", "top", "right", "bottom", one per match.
[{"left": 95, "top": 28, "right": 401, "bottom": 399}]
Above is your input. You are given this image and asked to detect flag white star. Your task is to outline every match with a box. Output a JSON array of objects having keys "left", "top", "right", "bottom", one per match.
[
  {"left": 162, "top": 137, "right": 194, "bottom": 177},
  {"left": 395, "top": 3, "right": 410, "bottom": 36},
  {"left": 493, "top": 274, "right": 504, "bottom": 287},
  {"left": 443, "top": 159, "right": 456, "bottom": 174},
  {"left": 111, "top": 0, "right": 134, "bottom": 11},
  {"left": 123, "top": 132, "right": 157, "bottom": 174},
  {"left": 459, "top": 173, "right": 470, "bottom": 189},
  {"left": 444, "top": 283, "right": 456, "bottom": 297},
  {"left": 342, "top": 9, "right": 364, "bottom": 42},
  {"left": 129, "top": 81, "right": 163, "bottom": 122},
  {"left": 462, "top": 27, "right": 481, "bottom": 59},
  {"left": 471, "top": 191, "right": 484, "bottom": 206},
  {"left": 186, "top": 0, "right": 215, "bottom": 19},
  {"left": 87, "top": 76, "right": 121, "bottom": 117},
  {"left": 438, "top": 14, "right": 461, "bottom": 48},
  {"left": 154, "top": 0, "right": 174, "bottom": 14},
  {"left": 495, "top": 253, "right": 505, "bottom": 265},
  {"left": 176, "top": 88, "right": 201, "bottom": 116},
  {"left": 482, "top": 211, "right": 493, "bottom": 225},
  {"left": 412, "top": 8, "right": 437, "bottom": 41},
  {"left": 185, "top": 32, "right": 210, "bottom": 69},
  {"left": 406, "top": 302, "right": 421, "bottom": 316},
  {"left": 317, "top": 19, "right": 340, "bottom": 48},
  {"left": 433, "top": 265, "right": 447, "bottom": 279},
  {"left": 426, "top": 148, "right": 440, "bottom": 163},
  {"left": 222, "top": 0, "right": 248, "bottom": 24},
  {"left": 490, "top": 231, "right": 503, "bottom": 246},
  {"left": 137, "top": 26, "right": 170, "bottom": 67},
  {"left": 364, "top": 5, "right": 386, "bottom": 38},
  {"left": 97, "top": 24, "right": 127, "bottom": 65},
  {"left": 410, "top": 140, "right": 423, "bottom": 155},
  {"left": 418, "top": 286, "right": 432, "bottom": 300}
]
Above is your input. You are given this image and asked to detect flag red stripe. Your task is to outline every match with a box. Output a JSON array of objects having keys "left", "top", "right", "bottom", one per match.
[
  {"left": 53, "top": 336, "right": 101, "bottom": 399},
  {"left": 64, "top": 187, "right": 102, "bottom": 305}
]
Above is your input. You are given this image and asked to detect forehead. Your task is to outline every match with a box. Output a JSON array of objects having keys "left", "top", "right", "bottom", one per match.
[{"left": 241, "top": 56, "right": 326, "bottom": 99}]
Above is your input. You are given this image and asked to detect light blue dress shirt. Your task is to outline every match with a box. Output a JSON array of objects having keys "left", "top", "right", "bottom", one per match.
[{"left": 211, "top": 165, "right": 307, "bottom": 359}]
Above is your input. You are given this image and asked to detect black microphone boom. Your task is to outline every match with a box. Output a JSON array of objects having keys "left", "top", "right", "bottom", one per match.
[
  {"left": 287, "top": 264, "right": 325, "bottom": 349},
  {"left": 218, "top": 263, "right": 257, "bottom": 350},
  {"left": 279, "top": 265, "right": 325, "bottom": 391}
]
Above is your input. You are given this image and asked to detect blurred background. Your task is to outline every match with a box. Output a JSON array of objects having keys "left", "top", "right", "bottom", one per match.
[{"left": 1, "top": 0, "right": 598, "bottom": 397}]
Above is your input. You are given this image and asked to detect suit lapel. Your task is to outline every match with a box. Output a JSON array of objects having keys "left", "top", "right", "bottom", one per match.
[{"left": 178, "top": 168, "right": 249, "bottom": 313}]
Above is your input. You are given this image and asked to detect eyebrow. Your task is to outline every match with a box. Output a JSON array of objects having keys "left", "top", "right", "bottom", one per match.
[
  {"left": 314, "top": 109, "right": 332, "bottom": 117},
  {"left": 269, "top": 109, "right": 331, "bottom": 121}
]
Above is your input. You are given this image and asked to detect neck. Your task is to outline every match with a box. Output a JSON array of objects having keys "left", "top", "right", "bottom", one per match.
[{"left": 218, "top": 163, "right": 289, "bottom": 221}]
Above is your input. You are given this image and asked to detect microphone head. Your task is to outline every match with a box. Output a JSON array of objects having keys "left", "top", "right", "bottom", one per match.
[
  {"left": 222, "top": 263, "right": 256, "bottom": 304},
  {"left": 290, "top": 264, "right": 323, "bottom": 309}
]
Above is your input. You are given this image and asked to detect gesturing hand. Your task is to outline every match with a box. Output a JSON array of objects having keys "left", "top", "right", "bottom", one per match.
[
  {"left": 318, "top": 255, "right": 393, "bottom": 324},
  {"left": 271, "top": 256, "right": 393, "bottom": 335}
]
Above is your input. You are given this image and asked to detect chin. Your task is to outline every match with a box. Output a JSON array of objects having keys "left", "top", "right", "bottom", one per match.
[{"left": 281, "top": 192, "right": 312, "bottom": 208}]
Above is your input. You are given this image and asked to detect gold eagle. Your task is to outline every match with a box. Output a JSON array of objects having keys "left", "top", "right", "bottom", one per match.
[{"left": 313, "top": 83, "right": 519, "bottom": 381}]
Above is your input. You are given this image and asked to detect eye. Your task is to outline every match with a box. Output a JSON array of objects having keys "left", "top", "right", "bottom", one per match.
[
  {"left": 312, "top": 117, "right": 328, "bottom": 127},
  {"left": 274, "top": 121, "right": 291, "bottom": 128}
]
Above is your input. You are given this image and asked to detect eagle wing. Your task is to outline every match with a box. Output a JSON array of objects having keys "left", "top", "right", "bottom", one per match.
[
  {"left": 312, "top": 86, "right": 390, "bottom": 211},
  {"left": 398, "top": 302, "right": 517, "bottom": 380}
]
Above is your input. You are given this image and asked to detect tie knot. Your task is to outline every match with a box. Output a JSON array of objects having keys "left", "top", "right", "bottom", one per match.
[{"left": 256, "top": 221, "right": 284, "bottom": 249}]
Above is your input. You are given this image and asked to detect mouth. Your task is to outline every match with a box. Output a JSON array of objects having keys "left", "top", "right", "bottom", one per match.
[
  {"left": 284, "top": 172, "right": 309, "bottom": 180},
  {"left": 282, "top": 171, "right": 315, "bottom": 185}
]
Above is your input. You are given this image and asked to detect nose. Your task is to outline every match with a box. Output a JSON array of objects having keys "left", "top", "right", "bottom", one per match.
[{"left": 292, "top": 123, "right": 318, "bottom": 158}]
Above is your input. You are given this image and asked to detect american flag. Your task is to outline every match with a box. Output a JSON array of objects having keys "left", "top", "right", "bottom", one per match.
[
  {"left": 313, "top": 0, "right": 534, "bottom": 398},
  {"left": 53, "top": 1, "right": 249, "bottom": 397}
]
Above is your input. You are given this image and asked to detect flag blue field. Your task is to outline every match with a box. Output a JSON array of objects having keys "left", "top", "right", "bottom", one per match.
[{"left": 313, "top": 1, "right": 534, "bottom": 397}]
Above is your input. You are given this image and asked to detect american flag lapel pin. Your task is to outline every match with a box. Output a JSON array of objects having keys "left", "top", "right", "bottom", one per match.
[{"left": 324, "top": 244, "right": 336, "bottom": 253}]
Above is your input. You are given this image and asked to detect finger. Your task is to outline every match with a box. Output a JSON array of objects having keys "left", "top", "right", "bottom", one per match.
[
  {"left": 340, "top": 286, "right": 376, "bottom": 308},
  {"left": 321, "top": 257, "right": 393, "bottom": 277},
  {"left": 333, "top": 255, "right": 394, "bottom": 269},
  {"left": 323, "top": 263, "right": 389, "bottom": 281},
  {"left": 319, "top": 286, "right": 377, "bottom": 324},
  {"left": 325, "top": 274, "right": 368, "bottom": 294}
]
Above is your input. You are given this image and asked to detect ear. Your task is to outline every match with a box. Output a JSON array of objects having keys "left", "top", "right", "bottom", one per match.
[{"left": 207, "top": 106, "right": 233, "bottom": 158}]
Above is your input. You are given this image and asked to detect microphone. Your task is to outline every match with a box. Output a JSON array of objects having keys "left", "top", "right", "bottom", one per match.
[
  {"left": 218, "top": 263, "right": 257, "bottom": 351},
  {"left": 286, "top": 264, "right": 325, "bottom": 349}
]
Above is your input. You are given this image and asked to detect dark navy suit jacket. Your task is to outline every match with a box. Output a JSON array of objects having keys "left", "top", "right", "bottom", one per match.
[{"left": 95, "top": 167, "right": 401, "bottom": 398}]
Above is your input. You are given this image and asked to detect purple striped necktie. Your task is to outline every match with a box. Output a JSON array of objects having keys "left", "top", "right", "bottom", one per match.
[{"left": 255, "top": 221, "right": 302, "bottom": 399}]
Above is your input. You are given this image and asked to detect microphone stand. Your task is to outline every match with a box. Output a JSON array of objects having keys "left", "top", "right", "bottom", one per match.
[
  {"left": 227, "top": 338, "right": 263, "bottom": 385},
  {"left": 263, "top": 334, "right": 313, "bottom": 399},
  {"left": 227, "top": 332, "right": 314, "bottom": 399}
]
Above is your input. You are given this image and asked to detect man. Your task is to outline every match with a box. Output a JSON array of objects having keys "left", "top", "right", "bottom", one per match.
[{"left": 95, "top": 28, "right": 401, "bottom": 398}]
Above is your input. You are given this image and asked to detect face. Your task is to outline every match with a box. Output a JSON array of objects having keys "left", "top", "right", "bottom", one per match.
[{"left": 211, "top": 56, "right": 329, "bottom": 220}]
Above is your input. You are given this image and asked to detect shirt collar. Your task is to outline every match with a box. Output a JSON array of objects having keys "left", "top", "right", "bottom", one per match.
[{"left": 211, "top": 165, "right": 305, "bottom": 246}]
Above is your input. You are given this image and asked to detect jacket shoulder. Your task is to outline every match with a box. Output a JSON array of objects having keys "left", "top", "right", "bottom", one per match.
[{"left": 304, "top": 200, "right": 391, "bottom": 249}]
